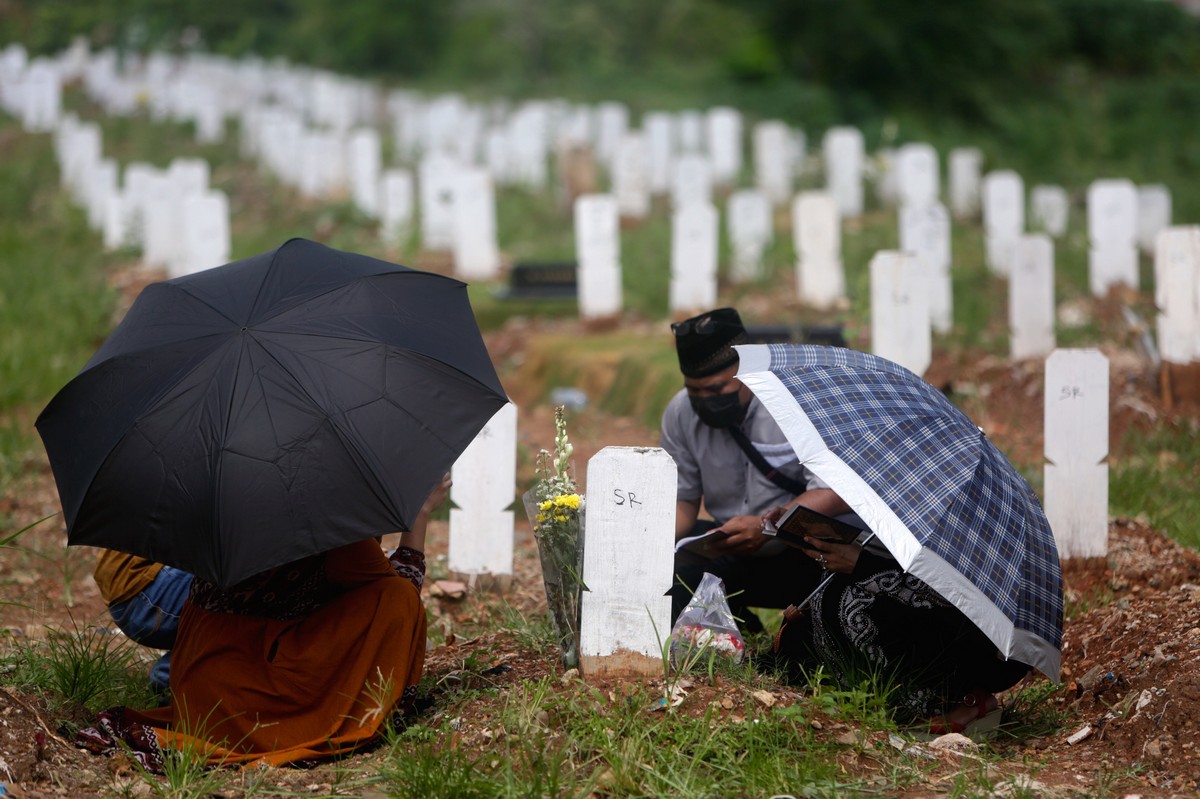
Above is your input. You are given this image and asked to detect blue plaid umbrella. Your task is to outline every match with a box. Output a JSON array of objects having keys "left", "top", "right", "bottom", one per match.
[{"left": 736, "top": 343, "right": 1063, "bottom": 680}]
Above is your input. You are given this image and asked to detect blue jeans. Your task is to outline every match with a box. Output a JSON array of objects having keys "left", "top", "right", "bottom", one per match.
[{"left": 107, "top": 566, "right": 193, "bottom": 692}]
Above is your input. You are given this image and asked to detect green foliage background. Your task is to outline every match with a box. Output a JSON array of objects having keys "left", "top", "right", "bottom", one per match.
[{"left": 4, "top": 0, "right": 1199, "bottom": 217}]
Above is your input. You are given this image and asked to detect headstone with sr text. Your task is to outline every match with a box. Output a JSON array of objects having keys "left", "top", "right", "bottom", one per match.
[
  {"left": 1044, "top": 349, "right": 1109, "bottom": 560},
  {"left": 579, "top": 447, "right": 676, "bottom": 678}
]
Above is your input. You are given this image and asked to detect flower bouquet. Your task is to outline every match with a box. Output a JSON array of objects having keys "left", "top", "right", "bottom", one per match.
[{"left": 522, "top": 406, "right": 586, "bottom": 669}]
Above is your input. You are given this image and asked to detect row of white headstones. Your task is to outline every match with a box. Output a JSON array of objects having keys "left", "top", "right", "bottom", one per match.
[
  {"left": 2, "top": 40, "right": 1191, "bottom": 673},
  {"left": 6, "top": 41, "right": 1196, "bottom": 368}
]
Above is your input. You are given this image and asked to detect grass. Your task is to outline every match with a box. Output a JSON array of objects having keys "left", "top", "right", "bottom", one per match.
[{"left": 0, "top": 617, "right": 161, "bottom": 720}]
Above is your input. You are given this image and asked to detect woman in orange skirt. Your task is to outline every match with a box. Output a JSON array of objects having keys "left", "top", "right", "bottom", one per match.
[{"left": 78, "top": 476, "right": 450, "bottom": 770}]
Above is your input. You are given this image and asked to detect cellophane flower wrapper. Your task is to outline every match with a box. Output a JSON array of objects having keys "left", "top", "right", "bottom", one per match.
[{"left": 670, "top": 571, "right": 746, "bottom": 666}]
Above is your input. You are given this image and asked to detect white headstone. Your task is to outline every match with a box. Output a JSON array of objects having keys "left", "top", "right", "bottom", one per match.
[
  {"left": 574, "top": 194, "right": 623, "bottom": 319},
  {"left": 1087, "top": 179, "right": 1138, "bottom": 295},
  {"left": 869, "top": 251, "right": 931, "bottom": 375},
  {"left": 102, "top": 191, "right": 132, "bottom": 252},
  {"left": 380, "top": 168, "right": 415, "bottom": 249},
  {"left": 983, "top": 170, "right": 1025, "bottom": 275},
  {"left": 1030, "top": 185, "right": 1069, "bottom": 238},
  {"left": 1137, "top": 184, "right": 1172, "bottom": 255},
  {"left": 726, "top": 189, "right": 773, "bottom": 283},
  {"left": 752, "top": 120, "right": 794, "bottom": 206},
  {"left": 669, "top": 202, "right": 719, "bottom": 313},
  {"left": 179, "top": 190, "right": 231, "bottom": 277},
  {"left": 895, "top": 143, "right": 939, "bottom": 209},
  {"left": 899, "top": 202, "right": 952, "bottom": 333},
  {"left": 613, "top": 132, "right": 651, "bottom": 220},
  {"left": 1154, "top": 226, "right": 1200, "bottom": 364},
  {"left": 1044, "top": 349, "right": 1109, "bottom": 560},
  {"left": 579, "top": 446, "right": 676, "bottom": 677},
  {"left": 644, "top": 111, "right": 675, "bottom": 195},
  {"left": 595, "top": 102, "right": 629, "bottom": 172},
  {"left": 418, "top": 154, "right": 459, "bottom": 252},
  {"left": 677, "top": 110, "right": 704, "bottom": 154},
  {"left": 823, "top": 126, "right": 864, "bottom": 218},
  {"left": 671, "top": 154, "right": 713, "bottom": 209},
  {"left": 347, "top": 127, "right": 382, "bottom": 218},
  {"left": 1009, "top": 234, "right": 1056, "bottom": 360},
  {"left": 706, "top": 106, "right": 742, "bottom": 186},
  {"left": 948, "top": 147, "right": 983, "bottom": 219},
  {"left": 452, "top": 167, "right": 500, "bottom": 280},
  {"left": 448, "top": 402, "right": 517, "bottom": 584},
  {"left": 140, "top": 172, "right": 176, "bottom": 269},
  {"left": 793, "top": 191, "right": 844, "bottom": 309}
]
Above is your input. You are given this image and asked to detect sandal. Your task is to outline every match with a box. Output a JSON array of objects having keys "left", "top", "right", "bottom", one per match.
[{"left": 911, "top": 689, "right": 1002, "bottom": 741}]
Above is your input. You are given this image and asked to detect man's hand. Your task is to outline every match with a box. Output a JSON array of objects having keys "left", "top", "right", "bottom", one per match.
[{"left": 709, "top": 514, "right": 769, "bottom": 556}]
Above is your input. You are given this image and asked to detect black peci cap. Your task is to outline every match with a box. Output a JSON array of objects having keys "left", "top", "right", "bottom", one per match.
[{"left": 671, "top": 307, "right": 748, "bottom": 378}]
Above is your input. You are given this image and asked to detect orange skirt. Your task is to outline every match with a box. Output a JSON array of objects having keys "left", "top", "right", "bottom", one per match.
[{"left": 126, "top": 573, "right": 426, "bottom": 767}]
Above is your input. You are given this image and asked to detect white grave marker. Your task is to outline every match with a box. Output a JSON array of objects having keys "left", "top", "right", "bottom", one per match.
[
  {"left": 1087, "top": 179, "right": 1138, "bottom": 296},
  {"left": 579, "top": 447, "right": 676, "bottom": 677},
  {"left": 644, "top": 112, "right": 675, "bottom": 195},
  {"left": 347, "top": 127, "right": 382, "bottom": 218},
  {"left": 1154, "top": 226, "right": 1200, "bottom": 364},
  {"left": 895, "top": 143, "right": 939, "bottom": 209},
  {"left": 669, "top": 202, "right": 719, "bottom": 313},
  {"left": 671, "top": 154, "right": 712, "bottom": 209},
  {"left": 1044, "top": 349, "right": 1109, "bottom": 560},
  {"left": 179, "top": 190, "right": 231, "bottom": 277},
  {"left": 869, "top": 251, "right": 931, "bottom": 375},
  {"left": 418, "top": 154, "right": 459, "bottom": 252},
  {"left": 793, "top": 191, "right": 844, "bottom": 309},
  {"left": 1137, "top": 184, "right": 1172, "bottom": 256},
  {"left": 823, "top": 126, "right": 864, "bottom": 218},
  {"left": 574, "top": 194, "right": 623, "bottom": 319},
  {"left": 948, "top": 147, "right": 982, "bottom": 219},
  {"left": 380, "top": 168, "right": 415, "bottom": 248},
  {"left": 449, "top": 402, "right": 517, "bottom": 587},
  {"left": 706, "top": 106, "right": 742, "bottom": 186},
  {"left": 752, "top": 120, "right": 794, "bottom": 206},
  {"left": 727, "top": 189, "right": 773, "bottom": 283},
  {"left": 1009, "top": 234, "right": 1056, "bottom": 360},
  {"left": 1030, "top": 185, "right": 1069, "bottom": 238},
  {"left": 983, "top": 170, "right": 1025, "bottom": 275},
  {"left": 899, "top": 202, "right": 952, "bottom": 333},
  {"left": 613, "top": 132, "right": 651, "bottom": 220},
  {"left": 452, "top": 167, "right": 500, "bottom": 281}
]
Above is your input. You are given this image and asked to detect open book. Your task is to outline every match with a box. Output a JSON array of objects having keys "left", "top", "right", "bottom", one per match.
[
  {"left": 674, "top": 527, "right": 729, "bottom": 559},
  {"left": 763, "top": 504, "right": 864, "bottom": 549}
]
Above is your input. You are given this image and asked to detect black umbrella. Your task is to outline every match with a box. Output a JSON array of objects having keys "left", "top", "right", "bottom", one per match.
[{"left": 36, "top": 238, "right": 509, "bottom": 589}]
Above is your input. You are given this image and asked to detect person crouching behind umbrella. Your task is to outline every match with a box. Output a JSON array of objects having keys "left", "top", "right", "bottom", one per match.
[
  {"left": 94, "top": 551, "right": 193, "bottom": 697},
  {"left": 761, "top": 504, "right": 1032, "bottom": 739},
  {"left": 76, "top": 474, "right": 452, "bottom": 770}
]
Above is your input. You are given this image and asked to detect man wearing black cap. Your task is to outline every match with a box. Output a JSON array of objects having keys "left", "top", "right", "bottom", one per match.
[{"left": 661, "top": 307, "right": 854, "bottom": 632}]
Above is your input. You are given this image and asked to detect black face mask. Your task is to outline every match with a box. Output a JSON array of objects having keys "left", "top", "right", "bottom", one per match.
[{"left": 689, "top": 392, "right": 749, "bottom": 429}]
